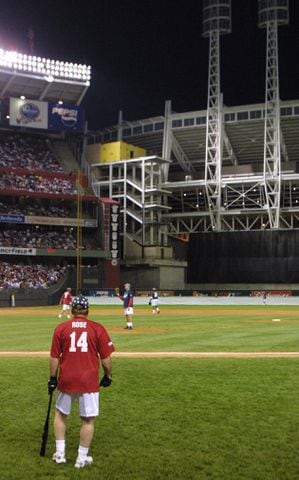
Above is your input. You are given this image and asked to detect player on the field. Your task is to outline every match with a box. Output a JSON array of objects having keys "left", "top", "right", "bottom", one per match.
[
  {"left": 58, "top": 288, "right": 72, "bottom": 319},
  {"left": 116, "top": 282, "right": 134, "bottom": 329},
  {"left": 149, "top": 288, "right": 160, "bottom": 314},
  {"left": 48, "top": 295, "right": 115, "bottom": 468}
]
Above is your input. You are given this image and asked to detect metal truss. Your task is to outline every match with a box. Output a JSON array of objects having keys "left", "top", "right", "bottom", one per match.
[
  {"left": 163, "top": 174, "right": 299, "bottom": 233},
  {"left": 205, "top": 31, "right": 222, "bottom": 230},
  {"left": 263, "top": 20, "right": 282, "bottom": 228},
  {"left": 91, "top": 156, "right": 171, "bottom": 257}
]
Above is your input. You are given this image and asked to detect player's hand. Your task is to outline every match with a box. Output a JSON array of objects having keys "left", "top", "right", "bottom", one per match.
[
  {"left": 100, "top": 374, "right": 112, "bottom": 388},
  {"left": 48, "top": 376, "right": 58, "bottom": 394}
]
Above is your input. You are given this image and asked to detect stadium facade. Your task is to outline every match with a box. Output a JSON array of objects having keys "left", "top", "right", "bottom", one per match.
[{"left": 86, "top": 0, "right": 299, "bottom": 292}]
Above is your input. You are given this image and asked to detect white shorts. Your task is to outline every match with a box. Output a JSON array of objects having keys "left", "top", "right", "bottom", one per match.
[
  {"left": 124, "top": 307, "right": 133, "bottom": 316},
  {"left": 62, "top": 304, "right": 70, "bottom": 311},
  {"left": 151, "top": 299, "right": 159, "bottom": 307},
  {"left": 56, "top": 391, "right": 99, "bottom": 417}
]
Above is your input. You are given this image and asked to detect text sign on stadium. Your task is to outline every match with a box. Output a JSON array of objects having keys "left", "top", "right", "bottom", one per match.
[
  {"left": 9, "top": 98, "right": 48, "bottom": 129},
  {"left": 48, "top": 103, "right": 84, "bottom": 132},
  {"left": 0, "top": 247, "right": 37, "bottom": 256}
]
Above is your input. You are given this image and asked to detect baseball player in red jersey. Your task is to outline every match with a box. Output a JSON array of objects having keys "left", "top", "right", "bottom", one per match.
[
  {"left": 48, "top": 295, "right": 115, "bottom": 468},
  {"left": 58, "top": 287, "right": 72, "bottom": 319}
]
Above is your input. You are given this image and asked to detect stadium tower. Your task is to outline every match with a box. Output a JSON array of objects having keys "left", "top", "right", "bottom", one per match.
[
  {"left": 202, "top": 0, "right": 231, "bottom": 231},
  {"left": 258, "top": 0, "right": 289, "bottom": 228}
]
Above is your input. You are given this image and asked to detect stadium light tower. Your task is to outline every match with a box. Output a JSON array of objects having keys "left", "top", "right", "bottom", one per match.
[
  {"left": 202, "top": 0, "right": 231, "bottom": 230},
  {"left": 258, "top": 0, "right": 289, "bottom": 229}
]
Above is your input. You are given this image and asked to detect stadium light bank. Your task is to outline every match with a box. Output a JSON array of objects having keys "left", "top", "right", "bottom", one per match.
[{"left": 0, "top": 48, "right": 91, "bottom": 84}]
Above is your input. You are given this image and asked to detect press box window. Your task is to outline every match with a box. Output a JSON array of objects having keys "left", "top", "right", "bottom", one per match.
[
  {"left": 250, "top": 110, "right": 262, "bottom": 119},
  {"left": 184, "top": 118, "right": 194, "bottom": 127},
  {"left": 196, "top": 117, "right": 206, "bottom": 125},
  {"left": 224, "top": 112, "right": 236, "bottom": 122},
  {"left": 172, "top": 119, "right": 182, "bottom": 128},
  {"left": 237, "top": 111, "right": 249, "bottom": 121},
  {"left": 281, "top": 107, "right": 292, "bottom": 116},
  {"left": 144, "top": 124, "right": 153, "bottom": 132}
]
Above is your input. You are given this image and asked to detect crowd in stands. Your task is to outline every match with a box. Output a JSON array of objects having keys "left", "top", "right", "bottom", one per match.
[
  {"left": 0, "top": 173, "right": 76, "bottom": 195},
  {"left": 0, "top": 261, "right": 67, "bottom": 289},
  {"left": 0, "top": 133, "right": 63, "bottom": 172},
  {"left": 0, "top": 198, "right": 97, "bottom": 219},
  {"left": 0, "top": 227, "right": 97, "bottom": 250},
  {"left": 0, "top": 200, "right": 72, "bottom": 217},
  {"left": 0, "top": 132, "right": 100, "bottom": 292}
]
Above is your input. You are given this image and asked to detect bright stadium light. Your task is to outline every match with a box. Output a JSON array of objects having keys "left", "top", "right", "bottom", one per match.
[{"left": 0, "top": 47, "right": 91, "bottom": 83}]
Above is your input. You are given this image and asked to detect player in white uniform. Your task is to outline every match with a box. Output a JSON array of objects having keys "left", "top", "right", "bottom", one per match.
[{"left": 149, "top": 288, "right": 160, "bottom": 314}]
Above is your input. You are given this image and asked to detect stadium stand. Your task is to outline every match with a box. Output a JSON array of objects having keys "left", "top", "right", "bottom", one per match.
[
  {"left": 0, "top": 261, "right": 66, "bottom": 289},
  {"left": 0, "top": 128, "right": 114, "bottom": 305},
  {"left": 0, "top": 132, "right": 63, "bottom": 172}
]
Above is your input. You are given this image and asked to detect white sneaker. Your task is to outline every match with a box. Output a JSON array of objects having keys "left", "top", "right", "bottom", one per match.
[
  {"left": 74, "top": 456, "right": 93, "bottom": 468},
  {"left": 58, "top": 314, "right": 62, "bottom": 319},
  {"left": 52, "top": 452, "right": 66, "bottom": 464}
]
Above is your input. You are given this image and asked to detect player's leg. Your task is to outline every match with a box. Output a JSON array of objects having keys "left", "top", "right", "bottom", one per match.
[
  {"left": 52, "top": 409, "right": 67, "bottom": 463},
  {"left": 75, "top": 393, "right": 99, "bottom": 468},
  {"left": 79, "top": 417, "right": 95, "bottom": 448},
  {"left": 124, "top": 308, "right": 133, "bottom": 329},
  {"left": 75, "top": 418, "right": 95, "bottom": 468},
  {"left": 59, "top": 304, "right": 66, "bottom": 318},
  {"left": 127, "top": 308, "right": 133, "bottom": 329},
  {"left": 52, "top": 392, "right": 72, "bottom": 463}
]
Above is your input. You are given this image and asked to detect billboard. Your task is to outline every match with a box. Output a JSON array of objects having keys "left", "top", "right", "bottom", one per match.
[
  {"left": 9, "top": 98, "right": 48, "bottom": 129},
  {"left": 48, "top": 103, "right": 84, "bottom": 132},
  {"left": 8, "top": 98, "right": 84, "bottom": 132}
]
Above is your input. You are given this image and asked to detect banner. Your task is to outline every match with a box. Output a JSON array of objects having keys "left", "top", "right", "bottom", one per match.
[
  {"left": 0, "top": 214, "right": 25, "bottom": 224},
  {"left": 25, "top": 215, "right": 84, "bottom": 227},
  {"left": 0, "top": 247, "right": 36, "bottom": 256},
  {"left": 48, "top": 103, "right": 84, "bottom": 131},
  {"left": 24, "top": 216, "right": 97, "bottom": 227},
  {"left": 9, "top": 98, "right": 48, "bottom": 129}
]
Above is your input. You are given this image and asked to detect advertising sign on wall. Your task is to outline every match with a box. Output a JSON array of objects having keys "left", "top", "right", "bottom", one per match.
[
  {"left": 9, "top": 98, "right": 48, "bottom": 129},
  {"left": 48, "top": 103, "right": 84, "bottom": 132}
]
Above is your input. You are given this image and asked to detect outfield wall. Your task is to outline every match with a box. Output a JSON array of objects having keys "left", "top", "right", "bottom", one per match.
[{"left": 87, "top": 295, "right": 299, "bottom": 306}]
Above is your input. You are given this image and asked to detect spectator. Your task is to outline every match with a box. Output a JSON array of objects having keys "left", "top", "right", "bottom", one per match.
[{"left": 0, "top": 262, "right": 66, "bottom": 289}]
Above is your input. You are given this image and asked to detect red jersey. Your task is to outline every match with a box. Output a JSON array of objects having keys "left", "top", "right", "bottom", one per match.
[
  {"left": 50, "top": 316, "right": 115, "bottom": 393},
  {"left": 61, "top": 291, "right": 72, "bottom": 305}
]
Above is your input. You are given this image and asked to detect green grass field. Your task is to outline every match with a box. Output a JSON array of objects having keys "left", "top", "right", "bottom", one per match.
[{"left": 0, "top": 305, "right": 298, "bottom": 479}]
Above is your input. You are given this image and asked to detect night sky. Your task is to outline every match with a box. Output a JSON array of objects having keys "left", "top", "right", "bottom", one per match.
[{"left": 0, "top": 0, "right": 298, "bottom": 129}]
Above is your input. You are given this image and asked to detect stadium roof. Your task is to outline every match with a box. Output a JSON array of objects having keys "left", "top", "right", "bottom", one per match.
[
  {"left": 0, "top": 49, "right": 91, "bottom": 105},
  {"left": 90, "top": 99, "right": 299, "bottom": 179}
]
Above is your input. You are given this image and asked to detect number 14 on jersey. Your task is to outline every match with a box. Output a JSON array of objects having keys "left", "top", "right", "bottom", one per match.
[{"left": 69, "top": 331, "right": 88, "bottom": 352}]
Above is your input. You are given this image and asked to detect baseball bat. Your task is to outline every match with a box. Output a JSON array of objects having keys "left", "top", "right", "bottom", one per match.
[{"left": 39, "top": 391, "right": 53, "bottom": 457}]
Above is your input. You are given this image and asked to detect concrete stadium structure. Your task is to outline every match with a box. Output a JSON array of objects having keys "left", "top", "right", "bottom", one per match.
[{"left": 85, "top": 0, "right": 299, "bottom": 292}]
